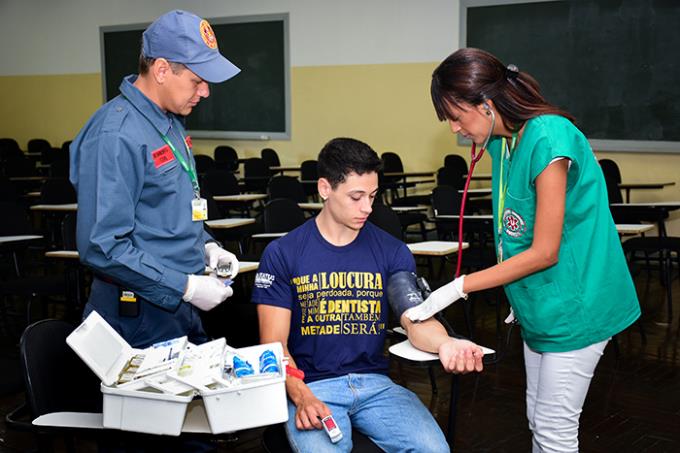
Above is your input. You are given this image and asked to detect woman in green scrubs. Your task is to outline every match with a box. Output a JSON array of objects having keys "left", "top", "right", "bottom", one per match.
[{"left": 419, "top": 47, "right": 640, "bottom": 452}]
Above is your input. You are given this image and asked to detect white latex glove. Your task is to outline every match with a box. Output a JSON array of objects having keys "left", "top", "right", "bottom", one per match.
[
  {"left": 404, "top": 275, "right": 467, "bottom": 322},
  {"left": 183, "top": 274, "right": 233, "bottom": 311},
  {"left": 504, "top": 308, "right": 517, "bottom": 324},
  {"left": 205, "top": 242, "right": 239, "bottom": 279}
]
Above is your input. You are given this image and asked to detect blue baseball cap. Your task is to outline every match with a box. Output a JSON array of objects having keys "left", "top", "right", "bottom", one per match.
[{"left": 142, "top": 10, "right": 240, "bottom": 83}]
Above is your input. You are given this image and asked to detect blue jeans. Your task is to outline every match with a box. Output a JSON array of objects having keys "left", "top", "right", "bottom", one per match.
[{"left": 284, "top": 373, "right": 448, "bottom": 453}]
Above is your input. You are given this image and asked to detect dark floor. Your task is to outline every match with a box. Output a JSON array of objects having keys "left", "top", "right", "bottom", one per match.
[{"left": 1, "top": 254, "right": 679, "bottom": 452}]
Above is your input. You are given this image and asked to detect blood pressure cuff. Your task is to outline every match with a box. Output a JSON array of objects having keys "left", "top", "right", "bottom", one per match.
[{"left": 386, "top": 271, "right": 432, "bottom": 320}]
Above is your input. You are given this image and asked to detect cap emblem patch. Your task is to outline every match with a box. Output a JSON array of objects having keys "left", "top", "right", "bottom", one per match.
[{"left": 199, "top": 20, "right": 218, "bottom": 49}]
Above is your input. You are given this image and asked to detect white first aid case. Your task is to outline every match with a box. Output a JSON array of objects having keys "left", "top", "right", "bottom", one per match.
[
  {"left": 66, "top": 310, "right": 195, "bottom": 436},
  {"left": 171, "top": 342, "right": 288, "bottom": 434}
]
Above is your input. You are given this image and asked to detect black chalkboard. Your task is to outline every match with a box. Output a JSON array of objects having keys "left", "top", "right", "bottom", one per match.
[
  {"left": 462, "top": 0, "right": 680, "bottom": 152},
  {"left": 100, "top": 14, "right": 289, "bottom": 140}
]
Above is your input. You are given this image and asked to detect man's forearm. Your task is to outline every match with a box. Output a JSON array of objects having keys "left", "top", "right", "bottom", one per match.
[{"left": 401, "top": 315, "right": 451, "bottom": 353}]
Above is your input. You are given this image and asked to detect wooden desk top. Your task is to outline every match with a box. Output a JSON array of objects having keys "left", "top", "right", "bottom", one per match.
[
  {"left": 205, "top": 218, "right": 256, "bottom": 229},
  {"left": 407, "top": 240, "right": 469, "bottom": 256},
  {"left": 389, "top": 339, "right": 495, "bottom": 361},
  {"left": 435, "top": 214, "right": 493, "bottom": 220},
  {"left": 618, "top": 182, "right": 675, "bottom": 189},
  {"left": 392, "top": 205, "right": 429, "bottom": 213},
  {"left": 30, "top": 203, "right": 78, "bottom": 212},
  {"left": 9, "top": 176, "right": 47, "bottom": 182},
  {"left": 384, "top": 171, "right": 435, "bottom": 178},
  {"left": 206, "top": 261, "right": 260, "bottom": 274},
  {"left": 0, "top": 235, "right": 43, "bottom": 245},
  {"left": 610, "top": 201, "right": 680, "bottom": 209},
  {"left": 237, "top": 261, "right": 260, "bottom": 273},
  {"left": 45, "top": 250, "right": 79, "bottom": 259},
  {"left": 464, "top": 172, "right": 492, "bottom": 181},
  {"left": 213, "top": 194, "right": 267, "bottom": 202},
  {"left": 298, "top": 202, "right": 323, "bottom": 211},
  {"left": 458, "top": 188, "right": 492, "bottom": 195},
  {"left": 269, "top": 165, "right": 301, "bottom": 172},
  {"left": 615, "top": 224, "right": 655, "bottom": 235}
]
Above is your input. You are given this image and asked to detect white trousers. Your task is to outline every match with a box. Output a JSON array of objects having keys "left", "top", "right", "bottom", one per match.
[{"left": 524, "top": 339, "right": 609, "bottom": 453}]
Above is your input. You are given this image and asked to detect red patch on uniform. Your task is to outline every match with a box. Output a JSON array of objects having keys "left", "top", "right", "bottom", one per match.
[
  {"left": 151, "top": 145, "right": 175, "bottom": 168},
  {"left": 185, "top": 135, "right": 192, "bottom": 148}
]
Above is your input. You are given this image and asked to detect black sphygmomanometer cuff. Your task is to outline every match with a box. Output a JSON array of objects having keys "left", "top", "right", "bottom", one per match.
[{"left": 387, "top": 271, "right": 427, "bottom": 320}]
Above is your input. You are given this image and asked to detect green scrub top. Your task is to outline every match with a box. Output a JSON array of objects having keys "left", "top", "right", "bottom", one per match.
[{"left": 487, "top": 115, "right": 640, "bottom": 352}]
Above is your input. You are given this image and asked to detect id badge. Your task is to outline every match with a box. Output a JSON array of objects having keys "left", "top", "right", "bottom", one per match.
[{"left": 191, "top": 198, "right": 208, "bottom": 221}]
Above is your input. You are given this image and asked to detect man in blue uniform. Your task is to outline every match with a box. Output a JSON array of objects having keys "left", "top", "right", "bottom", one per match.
[{"left": 71, "top": 10, "right": 241, "bottom": 349}]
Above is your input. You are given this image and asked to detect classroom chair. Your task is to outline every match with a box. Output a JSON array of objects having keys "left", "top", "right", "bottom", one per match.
[
  {"left": 5, "top": 318, "right": 102, "bottom": 452},
  {"left": 214, "top": 145, "right": 240, "bottom": 172}
]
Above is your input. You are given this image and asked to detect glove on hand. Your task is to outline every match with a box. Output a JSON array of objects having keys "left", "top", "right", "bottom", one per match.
[
  {"left": 183, "top": 274, "right": 233, "bottom": 311},
  {"left": 404, "top": 275, "right": 467, "bottom": 322},
  {"left": 205, "top": 242, "right": 239, "bottom": 279}
]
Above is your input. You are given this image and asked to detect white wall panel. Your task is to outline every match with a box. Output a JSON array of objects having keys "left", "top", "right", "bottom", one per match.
[{"left": 0, "top": 0, "right": 460, "bottom": 76}]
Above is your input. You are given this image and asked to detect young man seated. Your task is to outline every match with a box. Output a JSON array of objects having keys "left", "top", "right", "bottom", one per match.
[{"left": 252, "top": 138, "right": 483, "bottom": 452}]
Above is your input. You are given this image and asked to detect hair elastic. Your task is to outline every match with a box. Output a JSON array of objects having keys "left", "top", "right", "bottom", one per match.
[{"left": 506, "top": 64, "right": 519, "bottom": 79}]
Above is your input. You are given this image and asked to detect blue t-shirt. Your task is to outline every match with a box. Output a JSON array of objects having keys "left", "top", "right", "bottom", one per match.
[{"left": 251, "top": 218, "right": 415, "bottom": 383}]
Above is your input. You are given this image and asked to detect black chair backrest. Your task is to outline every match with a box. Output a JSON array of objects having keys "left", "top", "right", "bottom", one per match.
[
  {"left": 0, "top": 201, "right": 33, "bottom": 235},
  {"left": 39, "top": 177, "right": 76, "bottom": 204},
  {"left": 261, "top": 148, "right": 281, "bottom": 168},
  {"left": 4, "top": 154, "right": 37, "bottom": 177},
  {"left": 300, "top": 160, "right": 318, "bottom": 197},
  {"left": 243, "top": 157, "right": 271, "bottom": 192},
  {"left": 214, "top": 145, "right": 239, "bottom": 172},
  {"left": 599, "top": 163, "right": 623, "bottom": 204},
  {"left": 203, "top": 168, "right": 240, "bottom": 196},
  {"left": 436, "top": 166, "right": 465, "bottom": 190},
  {"left": 263, "top": 198, "right": 306, "bottom": 233},
  {"left": 444, "top": 154, "right": 468, "bottom": 174},
  {"left": 20, "top": 319, "right": 101, "bottom": 418},
  {"left": 598, "top": 158, "right": 621, "bottom": 184},
  {"left": 61, "top": 213, "right": 78, "bottom": 250},
  {"left": 27, "top": 138, "right": 51, "bottom": 154},
  {"left": 47, "top": 157, "right": 70, "bottom": 179},
  {"left": 368, "top": 203, "right": 403, "bottom": 240},
  {"left": 431, "top": 185, "right": 462, "bottom": 217},
  {"left": 381, "top": 151, "right": 404, "bottom": 173},
  {"left": 0, "top": 138, "right": 22, "bottom": 163},
  {"left": 0, "top": 177, "right": 20, "bottom": 203},
  {"left": 194, "top": 154, "right": 216, "bottom": 175},
  {"left": 300, "top": 160, "right": 318, "bottom": 180},
  {"left": 268, "top": 175, "right": 307, "bottom": 203}
]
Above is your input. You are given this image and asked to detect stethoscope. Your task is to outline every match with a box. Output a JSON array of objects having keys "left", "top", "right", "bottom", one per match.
[{"left": 454, "top": 103, "right": 495, "bottom": 278}]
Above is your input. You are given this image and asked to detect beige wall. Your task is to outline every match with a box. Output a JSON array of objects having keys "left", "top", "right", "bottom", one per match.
[{"left": 2, "top": 63, "right": 679, "bottom": 234}]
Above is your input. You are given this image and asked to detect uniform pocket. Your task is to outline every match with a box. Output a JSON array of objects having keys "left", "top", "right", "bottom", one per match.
[
  {"left": 502, "top": 192, "right": 535, "bottom": 253},
  {"left": 509, "top": 281, "right": 572, "bottom": 341}
]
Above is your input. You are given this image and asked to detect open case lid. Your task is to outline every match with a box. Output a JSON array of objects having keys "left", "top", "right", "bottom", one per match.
[{"left": 66, "top": 310, "right": 134, "bottom": 386}]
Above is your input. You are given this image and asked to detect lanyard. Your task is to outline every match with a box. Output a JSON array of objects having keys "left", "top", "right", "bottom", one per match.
[
  {"left": 158, "top": 131, "right": 200, "bottom": 197},
  {"left": 496, "top": 131, "right": 518, "bottom": 261},
  {"left": 122, "top": 95, "right": 200, "bottom": 197}
]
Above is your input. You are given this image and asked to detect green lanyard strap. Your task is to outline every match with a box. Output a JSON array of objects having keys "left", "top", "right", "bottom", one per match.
[{"left": 496, "top": 131, "right": 519, "bottom": 236}]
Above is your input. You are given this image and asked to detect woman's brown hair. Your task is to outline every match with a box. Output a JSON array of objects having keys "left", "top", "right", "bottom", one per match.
[{"left": 431, "top": 48, "right": 574, "bottom": 132}]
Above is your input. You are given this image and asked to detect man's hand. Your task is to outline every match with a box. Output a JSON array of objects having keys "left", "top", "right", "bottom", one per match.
[
  {"left": 404, "top": 275, "right": 467, "bottom": 322},
  {"left": 183, "top": 274, "right": 233, "bottom": 311},
  {"left": 292, "top": 386, "right": 332, "bottom": 430},
  {"left": 205, "top": 242, "right": 239, "bottom": 279},
  {"left": 438, "top": 338, "right": 484, "bottom": 374}
]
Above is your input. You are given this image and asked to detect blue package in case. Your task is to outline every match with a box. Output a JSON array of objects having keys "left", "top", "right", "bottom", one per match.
[
  {"left": 259, "top": 349, "right": 279, "bottom": 374},
  {"left": 233, "top": 355, "right": 254, "bottom": 377}
]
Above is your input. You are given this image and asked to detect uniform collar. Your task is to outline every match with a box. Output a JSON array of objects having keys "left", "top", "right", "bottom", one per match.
[{"left": 119, "top": 74, "right": 174, "bottom": 135}]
